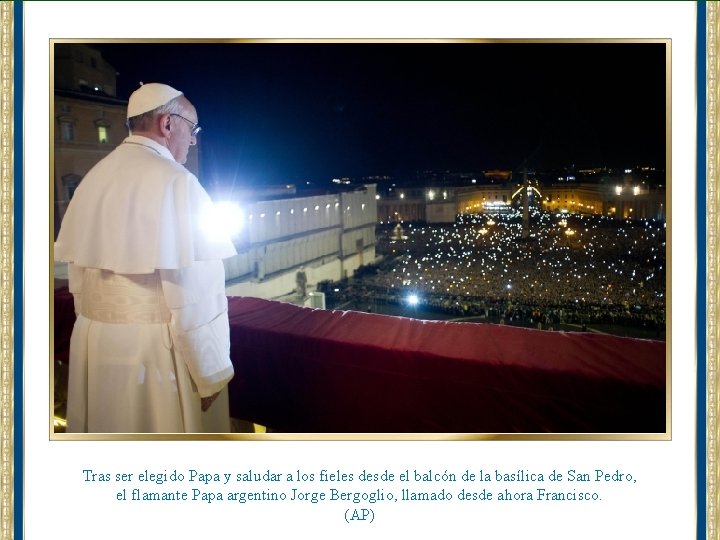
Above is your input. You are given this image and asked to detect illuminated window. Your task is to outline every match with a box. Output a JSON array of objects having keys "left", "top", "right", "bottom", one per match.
[
  {"left": 95, "top": 118, "right": 111, "bottom": 144},
  {"left": 97, "top": 126, "right": 109, "bottom": 144}
]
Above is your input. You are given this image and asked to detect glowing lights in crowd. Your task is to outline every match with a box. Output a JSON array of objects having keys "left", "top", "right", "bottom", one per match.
[
  {"left": 364, "top": 211, "right": 665, "bottom": 312},
  {"left": 406, "top": 294, "right": 420, "bottom": 306}
]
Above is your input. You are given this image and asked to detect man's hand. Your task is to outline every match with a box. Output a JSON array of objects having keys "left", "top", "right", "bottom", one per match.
[{"left": 201, "top": 391, "right": 220, "bottom": 412}]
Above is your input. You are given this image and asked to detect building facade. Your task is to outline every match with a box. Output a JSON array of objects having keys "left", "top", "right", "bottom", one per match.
[
  {"left": 223, "top": 185, "right": 378, "bottom": 300},
  {"left": 53, "top": 44, "right": 128, "bottom": 237},
  {"left": 377, "top": 175, "right": 666, "bottom": 224}
]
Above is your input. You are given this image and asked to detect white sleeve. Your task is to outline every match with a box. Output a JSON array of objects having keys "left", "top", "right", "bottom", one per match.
[{"left": 160, "top": 260, "right": 234, "bottom": 397}]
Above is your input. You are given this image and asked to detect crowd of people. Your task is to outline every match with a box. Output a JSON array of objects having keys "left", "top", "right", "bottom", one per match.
[{"left": 323, "top": 211, "right": 666, "bottom": 338}]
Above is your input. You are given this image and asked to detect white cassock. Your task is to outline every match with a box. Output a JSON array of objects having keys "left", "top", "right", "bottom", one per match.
[{"left": 55, "top": 135, "right": 237, "bottom": 433}]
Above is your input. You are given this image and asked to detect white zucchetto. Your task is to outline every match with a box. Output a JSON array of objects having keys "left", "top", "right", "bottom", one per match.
[{"left": 127, "top": 82, "right": 183, "bottom": 119}]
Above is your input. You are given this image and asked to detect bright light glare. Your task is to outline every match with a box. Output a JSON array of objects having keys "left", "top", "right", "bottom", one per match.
[
  {"left": 201, "top": 201, "right": 244, "bottom": 240},
  {"left": 407, "top": 294, "right": 419, "bottom": 306}
]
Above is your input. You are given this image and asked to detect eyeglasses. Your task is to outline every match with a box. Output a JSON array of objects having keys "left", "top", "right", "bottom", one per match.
[{"left": 170, "top": 113, "right": 202, "bottom": 136}]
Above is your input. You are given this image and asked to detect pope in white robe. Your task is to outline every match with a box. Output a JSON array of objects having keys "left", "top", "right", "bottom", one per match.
[{"left": 55, "top": 83, "right": 237, "bottom": 433}]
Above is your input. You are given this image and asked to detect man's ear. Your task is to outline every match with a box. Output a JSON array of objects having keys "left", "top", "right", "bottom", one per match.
[{"left": 159, "top": 114, "right": 172, "bottom": 135}]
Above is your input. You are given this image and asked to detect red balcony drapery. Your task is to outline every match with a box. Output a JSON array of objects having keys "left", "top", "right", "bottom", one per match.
[{"left": 55, "top": 288, "right": 666, "bottom": 433}]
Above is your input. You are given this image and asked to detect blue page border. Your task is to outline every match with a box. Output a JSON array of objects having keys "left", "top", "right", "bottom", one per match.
[
  {"left": 696, "top": 3, "right": 707, "bottom": 539},
  {"left": 13, "top": 2, "right": 22, "bottom": 539}
]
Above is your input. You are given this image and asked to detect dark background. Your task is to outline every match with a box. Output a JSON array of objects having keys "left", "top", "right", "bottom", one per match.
[{"left": 93, "top": 42, "right": 667, "bottom": 188}]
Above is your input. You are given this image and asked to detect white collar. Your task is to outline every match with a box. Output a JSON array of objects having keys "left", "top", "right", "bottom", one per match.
[{"left": 122, "top": 135, "right": 175, "bottom": 162}]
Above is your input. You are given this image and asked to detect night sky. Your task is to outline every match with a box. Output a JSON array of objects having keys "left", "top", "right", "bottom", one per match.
[{"left": 91, "top": 42, "right": 666, "bottom": 188}]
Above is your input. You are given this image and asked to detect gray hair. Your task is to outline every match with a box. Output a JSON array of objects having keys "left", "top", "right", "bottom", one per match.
[{"left": 127, "top": 96, "right": 186, "bottom": 133}]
